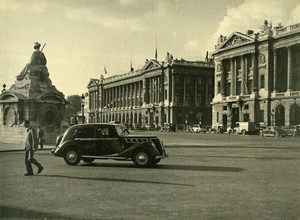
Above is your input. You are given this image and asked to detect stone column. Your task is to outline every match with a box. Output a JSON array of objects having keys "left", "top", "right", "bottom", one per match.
[
  {"left": 142, "top": 78, "right": 147, "bottom": 104},
  {"left": 156, "top": 77, "right": 160, "bottom": 104},
  {"left": 171, "top": 74, "right": 175, "bottom": 104},
  {"left": 105, "top": 89, "right": 109, "bottom": 108},
  {"left": 241, "top": 56, "right": 245, "bottom": 95},
  {"left": 125, "top": 85, "right": 128, "bottom": 107},
  {"left": 287, "top": 46, "right": 293, "bottom": 91},
  {"left": 183, "top": 76, "right": 186, "bottom": 104},
  {"left": 195, "top": 76, "right": 198, "bottom": 105},
  {"left": 273, "top": 49, "right": 277, "bottom": 93},
  {"left": 220, "top": 60, "right": 225, "bottom": 96},
  {"left": 230, "top": 58, "right": 234, "bottom": 96},
  {"left": 252, "top": 52, "right": 258, "bottom": 94}
]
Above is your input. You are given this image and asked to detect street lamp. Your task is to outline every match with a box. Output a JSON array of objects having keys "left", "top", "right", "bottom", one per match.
[{"left": 81, "top": 94, "right": 85, "bottom": 124}]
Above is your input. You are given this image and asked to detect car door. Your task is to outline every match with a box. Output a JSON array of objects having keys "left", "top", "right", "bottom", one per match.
[
  {"left": 94, "top": 125, "right": 123, "bottom": 156},
  {"left": 75, "top": 127, "right": 96, "bottom": 155}
]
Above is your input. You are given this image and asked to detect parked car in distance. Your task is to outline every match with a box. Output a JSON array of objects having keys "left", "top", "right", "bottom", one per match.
[
  {"left": 260, "top": 126, "right": 286, "bottom": 137},
  {"left": 191, "top": 124, "right": 207, "bottom": 133},
  {"left": 231, "top": 122, "right": 258, "bottom": 135},
  {"left": 51, "top": 123, "right": 167, "bottom": 167},
  {"left": 283, "top": 125, "right": 300, "bottom": 137},
  {"left": 209, "top": 125, "right": 224, "bottom": 133}
]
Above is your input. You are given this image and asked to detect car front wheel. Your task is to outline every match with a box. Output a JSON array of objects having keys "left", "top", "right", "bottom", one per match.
[
  {"left": 133, "top": 150, "right": 152, "bottom": 168},
  {"left": 64, "top": 148, "right": 81, "bottom": 165}
]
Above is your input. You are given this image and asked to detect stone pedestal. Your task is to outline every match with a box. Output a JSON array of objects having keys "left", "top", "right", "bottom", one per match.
[{"left": 0, "top": 65, "right": 67, "bottom": 144}]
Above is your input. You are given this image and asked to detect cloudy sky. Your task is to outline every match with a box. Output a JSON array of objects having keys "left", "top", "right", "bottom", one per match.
[{"left": 1, "top": 0, "right": 300, "bottom": 96}]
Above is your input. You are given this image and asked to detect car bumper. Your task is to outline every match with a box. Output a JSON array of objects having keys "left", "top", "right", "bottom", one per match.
[{"left": 155, "top": 154, "right": 168, "bottom": 159}]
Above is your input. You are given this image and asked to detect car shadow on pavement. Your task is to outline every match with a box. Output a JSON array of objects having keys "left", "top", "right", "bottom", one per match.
[
  {"left": 0, "top": 205, "right": 76, "bottom": 220},
  {"left": 157, "top": 164, "right": 245, "bottom": 172},
  {"left": 81, "top": 162, "right": 245, "bottom": 172},
  {"left": 36, "top": 174, "right": 193, "bottom": 186}
]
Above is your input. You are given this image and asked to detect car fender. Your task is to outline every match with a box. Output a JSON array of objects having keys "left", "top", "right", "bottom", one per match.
[
  {"left": 54, "top": 140, "right": 77, "bottom": 157},
  {"left": 118, "top": 141, "right": 160, "bottom": 157}
]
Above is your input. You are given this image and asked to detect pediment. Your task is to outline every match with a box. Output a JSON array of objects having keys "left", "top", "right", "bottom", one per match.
[
  {"left": 37, "top": 93, "right": 67, "bottom": 104},
  {"left": 219, "top": 32, "right": 255, "bottom": 50},
  {"left": 87, "top": 78, "right": 100, "bottom": 88},
  {"left": 143, "top": 59, "right": 161, "bottom": 71}
]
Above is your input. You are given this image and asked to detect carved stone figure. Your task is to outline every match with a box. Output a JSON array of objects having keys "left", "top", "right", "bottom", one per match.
[
  {"left": 215, "top": 35, "right": 227, "bottom": 49},
  {"left": 165, "top": 52, "right": 173, "bottom": 63},
  {"left": 16, "top": 42, "right": 50, "bottom": 83}
]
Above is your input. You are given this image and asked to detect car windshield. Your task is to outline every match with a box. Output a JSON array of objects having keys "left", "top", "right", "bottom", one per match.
[{"left": 115, "top": 124, "right": 129, "bottom": 135}]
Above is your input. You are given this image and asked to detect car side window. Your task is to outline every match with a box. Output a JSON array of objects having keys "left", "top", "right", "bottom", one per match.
[
  {"left": 76, "top": 128, "right": 95, "bottom": 138},
  {"left": 101, "top": 128, "right": 110, "bottom": 137},
  {"left": 95, "top": 128, "right": 104, "bottom": 138}
]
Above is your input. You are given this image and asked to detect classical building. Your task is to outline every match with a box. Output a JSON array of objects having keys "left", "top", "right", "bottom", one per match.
[
  {"left": 87, "top": 54, "right": 214, "bottom": 129},
  {"left": 212, "top": 21, "right": 300, "bottom": 130}
]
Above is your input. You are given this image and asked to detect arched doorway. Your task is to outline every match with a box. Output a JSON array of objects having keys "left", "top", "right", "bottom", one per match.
[
  {"left": 290, "top": 104, "right": 300, "bottom": 125},
  {"left": 275, "top": 105, "right": 285, "bottom": 126},
  {"left": 4, "top": 106, "right": 16, "bottom": 126}
]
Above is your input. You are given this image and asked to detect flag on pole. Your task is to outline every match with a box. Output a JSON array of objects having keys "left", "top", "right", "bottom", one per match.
[
  {"left": 104, "top": 67, "right": 107, "bottom": 74},
  {"left": 155, "top": 36, "right": 158, "bottom": 60}
]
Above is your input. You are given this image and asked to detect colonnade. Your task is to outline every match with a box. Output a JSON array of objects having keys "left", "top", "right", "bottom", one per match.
[
  {"left": 273, "top": 45, "right": 297, "bottom": 93},
  {"left": 218, "top": 53, "right": 257, "bottom": 97}
]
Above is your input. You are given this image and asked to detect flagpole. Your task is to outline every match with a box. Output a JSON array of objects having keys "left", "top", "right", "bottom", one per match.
[{"left": 155, "top": 36, "right": 158, "bottom": 60}]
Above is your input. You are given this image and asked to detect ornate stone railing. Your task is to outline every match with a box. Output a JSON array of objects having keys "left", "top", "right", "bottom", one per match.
[{"left": 291, "top": 91, "right": 300, "bottom": 96}]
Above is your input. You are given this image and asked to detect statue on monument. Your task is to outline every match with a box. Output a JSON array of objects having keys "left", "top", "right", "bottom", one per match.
[{"left": 16, "top": 42, "right": 51, "bottom": 83}]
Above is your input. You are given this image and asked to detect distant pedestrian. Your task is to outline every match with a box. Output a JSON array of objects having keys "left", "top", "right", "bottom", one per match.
[
  {"left": 24, "top": 120, "right": 44, "bottom": 176},
  {"left": 37, "top": 126, "right": 44, "bottom": 149}
]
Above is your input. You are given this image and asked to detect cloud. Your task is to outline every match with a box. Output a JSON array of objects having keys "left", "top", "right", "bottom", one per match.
[
  {"left": 0, "top": 0, "right": 47, "bottom": 13},
  {"left": 210, "top": 0, "right": 300, "bottom": 49}
]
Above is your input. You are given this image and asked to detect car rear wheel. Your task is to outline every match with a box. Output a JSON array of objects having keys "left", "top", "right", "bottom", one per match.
[
  {"left": 82, "top": 158, "right": 95, "bottom": 163},
  {"left": 133, "top": 150, "right": 152, "bottom": 168},
  {"left": 64, "top": 148, "right": 81, "bottom": 165},
  {"left": 241, "top": 129, "right": 246, "bottom": 135}
]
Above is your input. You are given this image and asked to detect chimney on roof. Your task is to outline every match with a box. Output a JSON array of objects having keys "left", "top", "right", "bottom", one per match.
[{"left": 246, "top": 30, "right": 254, "bottom": 35}]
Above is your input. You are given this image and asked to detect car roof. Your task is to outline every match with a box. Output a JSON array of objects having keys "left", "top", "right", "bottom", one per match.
[{"left": 69, "top": 123, "right": 123, "bottom": 129}]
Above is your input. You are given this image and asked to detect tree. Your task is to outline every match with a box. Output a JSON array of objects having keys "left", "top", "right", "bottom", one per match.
[{"left": 64, "top": 95, "right": 82, "bottom": 122}]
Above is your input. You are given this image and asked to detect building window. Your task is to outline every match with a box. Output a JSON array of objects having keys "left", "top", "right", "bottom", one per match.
[
  {"left": 259, "top": 110, "right": 264, "bottom": 122},
  {"left": 164, "top": 90, "right": 167, "bottom": 100},
  {"left": 244, "top": 104, "right": 249, "bottom": 110},
  {"left": 208, "top": 78, "right": 213, "bottom": 86},
  {"left": 197, "top": 77, "right": 202, "bottom": 85},
  {"left": 217, "top": 81, "right": 221, "bottom": 94},
  {"left": 197, "top": 94, "right": 202, "bottom": 104},
  {"left": 260, "top": 75, "right": 265, "bottom": 89},
  {"left": 175, "top": 75, "right": 180, "bottom": 84},
  {"left": 236, "top": 81, "right": 241, "bottom": 95},
  {"left": 186, "top": 76, "right": 191, "bottom": 85},
  {"left": 248, "top": 80, "right": 253, "bottom": 94},
  {"left": 223, "top": 106, "right": 227, "bottom": 111},
  {"left": 243, "top": 113, "right": 249, "bottom": 122}
]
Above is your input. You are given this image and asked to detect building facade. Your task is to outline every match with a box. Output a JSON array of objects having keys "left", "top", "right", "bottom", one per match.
[
  {"left": 212, "top": 21, "right": 300, "bottom": 130},
  {"left": 87, "top": 55, "right": 214, "bottom": 129}
]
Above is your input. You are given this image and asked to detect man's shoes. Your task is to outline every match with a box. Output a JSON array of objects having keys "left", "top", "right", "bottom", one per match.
[
  {"left": 24, "top": 173, "right": 33, "bottom": 176},
  {"left": 37, "top": 166, "right": 44, "bottom": 174}
]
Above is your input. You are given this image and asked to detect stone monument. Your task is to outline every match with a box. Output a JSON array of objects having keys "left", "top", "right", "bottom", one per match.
[{"left": 0, "top": 42, "right": 67, "bottom": 144}]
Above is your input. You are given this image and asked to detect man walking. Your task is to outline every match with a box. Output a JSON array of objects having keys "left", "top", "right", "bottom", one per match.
[{"left": 24, "top": 120, "right": 44, "bottom": 176}]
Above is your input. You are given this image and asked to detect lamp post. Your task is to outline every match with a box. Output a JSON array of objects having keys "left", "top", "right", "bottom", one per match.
[{"left": 81, "top": 94, "right": 85, "bottom": 124}]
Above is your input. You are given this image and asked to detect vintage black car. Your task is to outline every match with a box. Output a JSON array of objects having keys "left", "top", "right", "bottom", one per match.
[{"left": 51, "top": 123, "right": 167, "bottom": 167}]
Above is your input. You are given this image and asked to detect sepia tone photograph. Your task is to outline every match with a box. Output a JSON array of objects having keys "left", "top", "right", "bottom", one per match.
[{"left": 0, "top": 0, "right": 299, "bottom": 219}]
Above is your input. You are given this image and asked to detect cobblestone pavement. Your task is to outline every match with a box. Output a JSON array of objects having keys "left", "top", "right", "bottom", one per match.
[{"left": 0, "top": 133, "right": 299, "bottom": 220}]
